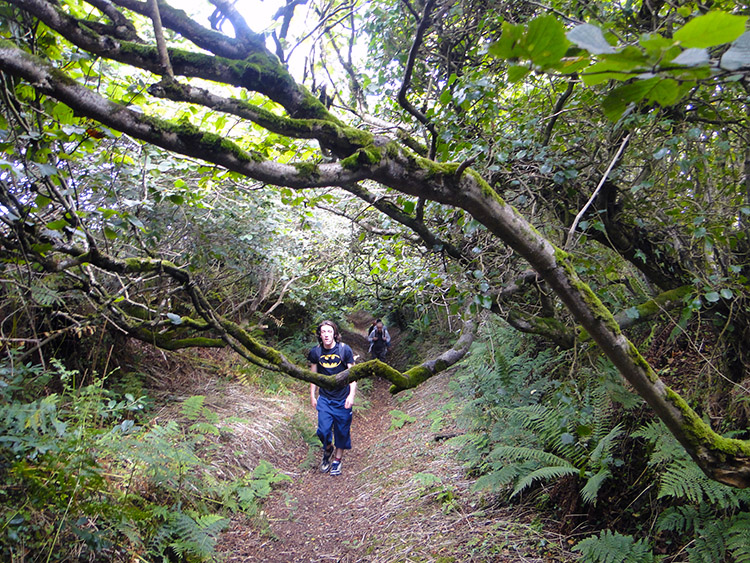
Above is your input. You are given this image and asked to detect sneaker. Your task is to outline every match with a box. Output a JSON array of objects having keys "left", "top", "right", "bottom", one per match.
[
  {"left": 330, "top": 459, "right": 342, "bottom": 476},
  {"left": 320, "top": 446, "right": 333, "bottom": 473}
]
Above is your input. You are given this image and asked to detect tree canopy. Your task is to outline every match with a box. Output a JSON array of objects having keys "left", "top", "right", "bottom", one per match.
[{"left": 2, "top": 0, "right": 750, "bottom": 487}]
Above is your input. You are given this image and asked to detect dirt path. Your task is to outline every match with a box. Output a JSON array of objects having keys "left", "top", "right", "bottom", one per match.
[
  {"left": 219, "top": 375, "right": 393, "bottom": 562},
  {"left": 217, "top": 315, "right": 396, "bottom": 562},
  {"left": 214, "top": 316, "right": 575, "bottom": 562}
]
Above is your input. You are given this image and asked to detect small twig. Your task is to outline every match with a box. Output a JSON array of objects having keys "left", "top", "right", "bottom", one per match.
[
  {"left": 565, "top": 132, "right": 631, "bottom": 250},
  {"left": 147, "top": 0, "right": 173, "bottom": 78}
]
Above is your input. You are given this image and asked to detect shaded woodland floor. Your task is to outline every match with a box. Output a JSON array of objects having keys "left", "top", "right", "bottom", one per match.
[{"left": 188, "top": 315, "right": 578, "bottom": 562}]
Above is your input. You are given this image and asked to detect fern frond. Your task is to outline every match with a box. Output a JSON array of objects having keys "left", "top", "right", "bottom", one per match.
[
  {"left": 659, "top": 459, "right": 740, "bottom": 507},
  {"left": 31, "top": 282, "right": 65, "bottom": 307},
  {"left": 510, "top": 465, "right": 579, "bottom": 499},
  {"left": 580, "top": 467, "right": 612, "bottom": 506},
  {"left": 181, "top": 395, "right": 206, "bottom": 421},
  {"left": 727, "top": 513, "right": 750, "bottom": 563},
  {"left": 590, "top": 423, "right": 624, "bottom": 465},
  {"left": 633, "top": 420, "right": 688, "bottom": 466},
  {"left": 472, "top": 460, "right": 537, "bottom": 493},
  {"left": 589, "top": 384, "right": 615, "bottom": 443},
  {"left": 595, "top": 358, "right": 643, "bottom": 409},
  {"left": 573, "top": 529, "right": 655, "bottom": 563},
  {"left": 491, "top": 445, "right": 574, "bottom": 467},
  {"left": 688, "top": 518, "right": 729, "bottom": 563},
  {"left": 656, "top": 505, "right": 707, "bottom": 534},
  {"left": 502, "top": 404, "right": 548, "bottom": 427},
  {"left": 169, "top": 511, "right": 228, "bottom": 559}
]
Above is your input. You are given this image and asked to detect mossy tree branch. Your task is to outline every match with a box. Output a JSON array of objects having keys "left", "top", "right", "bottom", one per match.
[{"left": 39, "top": 237, "right": 476, "bottom": 392}]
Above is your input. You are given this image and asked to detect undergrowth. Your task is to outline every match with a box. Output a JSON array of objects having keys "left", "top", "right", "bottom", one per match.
[
  {"left": 449, "top": 319, "right": 750, "bottom": 562},
  {"left": 0, "top": 354, "right": 290, "bottom": 562}
]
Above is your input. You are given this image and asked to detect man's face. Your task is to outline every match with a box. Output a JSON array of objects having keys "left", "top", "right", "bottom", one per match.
[
  {"left": 376, "top": 322, "right": 383, "bottom": 330},
  {"left": 320, "top": 325, "right": 335, "bottom": 347}
]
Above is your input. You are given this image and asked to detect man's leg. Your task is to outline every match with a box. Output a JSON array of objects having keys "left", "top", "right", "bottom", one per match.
[
  {"left": 316, "top": 396, "right": 335, "bottom": 472},
  {"left": 330, "top": 402, "right": 353, "bottom": 476}
]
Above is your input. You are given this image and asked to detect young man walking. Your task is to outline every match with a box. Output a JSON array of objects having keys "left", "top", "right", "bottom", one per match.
[
  {"left": 368, "top": 318, "right": 391, "bottom": 361},
  {"left": 308, "top": 320, "right": 356, "bottom": 476}
]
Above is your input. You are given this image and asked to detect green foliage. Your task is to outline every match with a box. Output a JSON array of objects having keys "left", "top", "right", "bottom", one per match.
[
  {"left": 151, "top": 511, "right": 229, "bottom": 561},
  {"left": 453, "top": 321, "right": 631, "bottom": 506},
  {"left": 573, "top": 530, "right": 656, "bottom": 563},
  {"left": 490, "top": 11, "right": 750, "bottom": 120},
  {"left": 0, "top": 356, "right": 289, "bottom": 561},
  {"left": 409, "top": 472, "right": 458, "bottom": 513},
  {"left": 389, "top": 409, "right": 416, "bottom": 430},
  {"left": 633, "top": 420, "right": 750, "bottom": 562}
]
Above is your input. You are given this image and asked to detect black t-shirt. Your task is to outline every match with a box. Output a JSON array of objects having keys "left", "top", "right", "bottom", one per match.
[{"left": 308, "top": 342, "right": 354, "bottom": 401}]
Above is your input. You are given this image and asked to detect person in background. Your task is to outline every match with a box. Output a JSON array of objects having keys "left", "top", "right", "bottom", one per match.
[
  {"left": 368, "top": 318, "right": 391, "bottom": 361},
  {"left": 308, "top": 320, "right": 356, "bottom": 476}
]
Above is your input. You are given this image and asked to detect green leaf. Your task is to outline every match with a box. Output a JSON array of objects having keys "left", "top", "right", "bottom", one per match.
[
  {"left": 601, "top": 77, "right": 659, "bottom": 120},
  {"left": 561, "top": 432, "right": 576, "bottom": 445},
  {"left": 51, "top": 102, "right": 74, "bottom": 123},
  {"left": 489, "top": 22, "right": 526, "bottom": 59},
  {"left": 103, "top": 226, "right": 118, "bottom": 240},
  {"left": 567, "top": 24, "right": 615, "bottom": 54},
  {"left": 644, "top": 78, "right": 681, "bottom": 105},
  {"left": 705, "top": 291, "right": 720, "bottom": 303},
  {"left": 525, "top": 15, "right": 569, "bottom": 66},
  {"left": 34, "top": 163, "right": 59, "bottom": 177},
  {"left": 31, "top": 242, "right": 53, "bottom": 254},
  {"left": 439, "top": 89, "right": 452, "bottom": 105},
  {"left": 581, "top": 47, "right": 650, "bottom": 85},
  {"left": 674, "top": 11, "right": 748, "bottom": 49},
  {"left": 46, "top": 219, "right": 68, "bottom": 231},
  {"left": 721, "top": 32, "right": 750, "bottom": 71},
  {"left": 720, "top": 288, "right": 734, "bottom": 299},
  {"left": 489, "top": 16, "right": 568, "bottom": 67},
  {"left": 507, "top": 65, "right": 530, "bottom": 82},
  {"left": 556, "top": 56, "right": 590, "bottom": 74},
  {"left": 34, "top": 194, "right": 52, "bottom": 208}
]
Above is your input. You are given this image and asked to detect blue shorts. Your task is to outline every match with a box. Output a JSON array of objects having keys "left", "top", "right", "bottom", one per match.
[{"left": 316, "top": 394, "right": 353, "bottom": 450}]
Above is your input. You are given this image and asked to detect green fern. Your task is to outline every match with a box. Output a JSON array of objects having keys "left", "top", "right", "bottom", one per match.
[
  {"left": 580, "top": 467, "right": 612, "bottom": 506},
  {"left": 637, "top": 419, "right": 750, "bottom": 563},
  {"left": 589, "top": 424, "right": 623, "bottom": 466},
  {"left": 510, "top": 464, "right": 579, "bottom": 499},
  {"left": 151, "top": 510, "right": 228, "bottom": 560},
  {"left": 30, "top": 282, "right": 65, "bottom": 307},
  {"left": 658, "top": 459, "right": 742, "bottom": 506},
  {"left": 181, "top": 395, "right": 206, "bottom": 421},
  {"left": 656, "top": 504, "right": 709, "bottom": 534},
  {"left": 727, "top": 513, "right": 750, "bottom": 563},
  {"left": 573, "top": 529, "right": 656, "bottom": 563},
  {"left": 687, "top": 518, "right": 729, "bottom": 563},
  {"left": 491, "top": 445, "right": 576, "bottom": 467},
  {"left": 453, "top": 322, "right": 628, "bottom": 507}
]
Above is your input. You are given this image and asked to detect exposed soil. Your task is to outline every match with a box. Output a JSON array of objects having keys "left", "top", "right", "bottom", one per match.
[{"left": 204, "top": 315, "right": 576, "bottom": 562}]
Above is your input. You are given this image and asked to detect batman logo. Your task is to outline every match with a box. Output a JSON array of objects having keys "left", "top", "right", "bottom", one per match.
[{"left": 319, "top": 353, "right": 342, "bottom": 369}]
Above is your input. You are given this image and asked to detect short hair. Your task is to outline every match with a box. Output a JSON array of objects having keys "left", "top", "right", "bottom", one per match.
[{"left": 316, "top": 320, "right": 341, "bottom": 345}]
